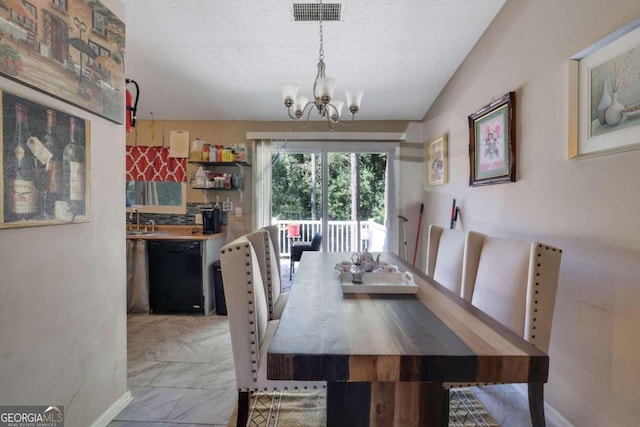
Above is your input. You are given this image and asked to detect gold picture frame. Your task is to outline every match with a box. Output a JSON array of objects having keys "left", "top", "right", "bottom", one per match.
[{"left": 425, "top": 133, "right": 448, "bottom": 186}]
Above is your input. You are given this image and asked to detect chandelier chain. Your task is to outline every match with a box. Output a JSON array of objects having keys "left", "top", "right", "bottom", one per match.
[{"left": 318, "top": 0, "right": 324, "bottom": 61}]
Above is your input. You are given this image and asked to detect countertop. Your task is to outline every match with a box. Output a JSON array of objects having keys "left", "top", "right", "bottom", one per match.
[{"left": 125, "top": 225, "right": 226, "bottom": 241}]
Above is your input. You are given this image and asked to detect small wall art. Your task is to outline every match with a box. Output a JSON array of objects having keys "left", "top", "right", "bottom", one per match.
[
  {"left": 569, "top": 19, "right": 640, "bottom": 159},
  {"left": 425, "top": 133, "right": 447, "bottom": 186},
  {"left": 1, "top": 89, "right": 91, "bottom": 229},
  {"left": 468, "top": 91, "right": 516, "bottom": 186},
  {"left": 0, "top": 0, "right": 125, "bottom": 124}
]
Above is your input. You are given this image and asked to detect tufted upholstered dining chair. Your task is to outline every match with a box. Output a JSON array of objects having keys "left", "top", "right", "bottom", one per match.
[
  {"left": 425, "top": 225, "right": 467, "bottom": 296},
  {"left": 446, "top": 231, "right": 563, "bottom": 427},
  {"left": 220, "top": 236, "right": 325, "bottom": 427},
  {"left": 260, "top": 225, "right": 282, "bottom": 278},
  {"left": 246, "top": 229, "right": 289, "bottom": 320}
]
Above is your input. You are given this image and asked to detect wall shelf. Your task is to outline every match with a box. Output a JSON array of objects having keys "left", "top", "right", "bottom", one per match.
[
  {"left": 189, "top": 161, "right": 248, "bottom": 205},
  {"left": 191, "top": 186, "right": 241, "bottom": 191},
  {"left": 188, "top": 161, "right": 250, "bottom": 167}
]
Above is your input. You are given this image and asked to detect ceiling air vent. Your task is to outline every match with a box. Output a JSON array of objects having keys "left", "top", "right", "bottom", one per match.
[{"left": 293, "top": 3, "right": 342, "bottom": 22}]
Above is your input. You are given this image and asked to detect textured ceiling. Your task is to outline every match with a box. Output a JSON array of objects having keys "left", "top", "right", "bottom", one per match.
[{"left": 123, "top": 0, "right": 505, "bottom": 121}]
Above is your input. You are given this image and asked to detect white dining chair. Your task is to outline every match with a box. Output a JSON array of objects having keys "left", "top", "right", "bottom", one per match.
[
  {"left": 449, "top": 231, "right": 563, "bottom": 426},
  {"left": 219, "top": 235, "right": 325, "bottom": 427},
  {"left": 425, "top": 224, "right": 467, "bottom": 296},
  {"left": 260, "top": 224, "right": 282, "bottom": 279},
  {"left": 246, "top": 229, "right": 289, "bottom": 320}
]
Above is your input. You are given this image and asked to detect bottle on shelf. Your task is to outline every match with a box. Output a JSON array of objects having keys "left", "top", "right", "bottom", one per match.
[
  {"left": 6, "top": 103, "right": 36, "bottom": 221},
  {"left": 62, "top": 117, "right": 85, "bottom": 217},
  {"left": 194, "top": 166, "right": 206, "bottom": 187},
  {"left": 190, "top": 137, "right": 203, "bottom": 160},
  {"left": 210, "top": 145, "right": 218, "bottom": 163},
  {"left": 202, "top": 144, "right": 209, "bottom": 161}
]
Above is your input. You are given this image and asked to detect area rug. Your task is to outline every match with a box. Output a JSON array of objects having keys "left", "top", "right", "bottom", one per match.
[{"left": 227, "top": 387, "right": 499, "bottom": 426}]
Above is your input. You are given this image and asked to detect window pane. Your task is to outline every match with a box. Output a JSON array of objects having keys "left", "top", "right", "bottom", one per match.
[{"left": 126, "top": 181, "right": 183, "bottom": 206}]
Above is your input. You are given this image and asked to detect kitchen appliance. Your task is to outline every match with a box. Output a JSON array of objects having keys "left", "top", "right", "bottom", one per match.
[
  {"left": 148, "top": 240, "right": 203, "bottom": 314},
  {"left": 202, "top": 207, "right": 221, "bottom": 234}
]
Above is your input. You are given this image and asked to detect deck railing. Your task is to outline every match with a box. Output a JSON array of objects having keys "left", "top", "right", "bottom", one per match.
[{"left": 272, "top": 219, "right": 387, "bottom": 256}]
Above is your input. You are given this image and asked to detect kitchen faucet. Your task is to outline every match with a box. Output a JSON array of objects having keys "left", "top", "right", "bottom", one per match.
[{"left": 129, "top": 208, "right": 140, "bottom": 230}]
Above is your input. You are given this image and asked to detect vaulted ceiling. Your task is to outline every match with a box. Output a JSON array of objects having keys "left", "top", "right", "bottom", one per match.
[{"left": 122, "top": 0, "right": 505, "bottom": 122}]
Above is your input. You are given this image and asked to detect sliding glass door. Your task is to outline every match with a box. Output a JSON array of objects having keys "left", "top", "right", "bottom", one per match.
[
  {"left": 271, "top": 146, "right": 389, "bottom": 255},
  {"left": 271, "top": 152, "right": 324, "bottom": 255}
]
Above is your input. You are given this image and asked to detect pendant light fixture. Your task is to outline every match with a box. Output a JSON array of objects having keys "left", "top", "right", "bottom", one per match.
[{"left": 281, "top": 0, "right": 364, "bottom": 128}]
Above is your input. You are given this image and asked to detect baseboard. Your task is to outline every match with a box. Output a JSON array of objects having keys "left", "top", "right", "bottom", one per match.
[
  {"left": 90, "top": 390, "right": 133, "bottom": 427},
  {"left": 511, "top": 384, "right": 573, "bottom": 427}
]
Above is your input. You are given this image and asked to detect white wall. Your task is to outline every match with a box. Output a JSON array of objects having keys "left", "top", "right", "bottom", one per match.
[
  {"left": 397, "top": 122, "right": 426, "bottom": 264},
  {"left": 0, "top": 1, "right": 127, "bottom": 426},
  {"left": 411, "top": 0, "right": 640, "bottom": 425}
]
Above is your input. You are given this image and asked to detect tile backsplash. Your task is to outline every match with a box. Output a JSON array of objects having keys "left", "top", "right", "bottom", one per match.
[{"left": 126, "top": 203, "right": 228, "bottom": 226}]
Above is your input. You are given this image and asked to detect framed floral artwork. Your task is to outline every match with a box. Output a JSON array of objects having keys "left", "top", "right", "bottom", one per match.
[
  {"left": 425, "top": 133, "right": 447, "bottom": 186},
  {"left": 569, "top": 20, "right": 640, "bottom": 159},
  {"left": 468, "top": 92, "right": 516, "bottom": 186}
]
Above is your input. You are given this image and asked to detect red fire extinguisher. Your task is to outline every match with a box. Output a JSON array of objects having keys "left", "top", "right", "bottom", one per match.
[{"left": 126, "top": 79, "right": 140, "bottom": 133}]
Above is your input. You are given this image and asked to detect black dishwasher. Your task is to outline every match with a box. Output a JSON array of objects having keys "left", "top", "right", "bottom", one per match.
[{"left": 148, "top": 240, "right": 203, "bottom": 314}]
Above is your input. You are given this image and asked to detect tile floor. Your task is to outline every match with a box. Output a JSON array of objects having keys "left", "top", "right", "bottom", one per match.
[
  {"left": 111, "top": 257, "right": 556, "bottom": 427},
  {"left": 109, "top": 314, "right": 236, "bottom": 427}
]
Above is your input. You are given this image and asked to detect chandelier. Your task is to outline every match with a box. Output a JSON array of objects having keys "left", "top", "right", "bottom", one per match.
[{"left": 281, "top": 0, "right": 363, "bottom": 128}]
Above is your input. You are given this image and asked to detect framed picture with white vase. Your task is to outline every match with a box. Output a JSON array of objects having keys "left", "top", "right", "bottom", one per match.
[{"left": 569, "top": 19, "right": 640, "bottom": 159}]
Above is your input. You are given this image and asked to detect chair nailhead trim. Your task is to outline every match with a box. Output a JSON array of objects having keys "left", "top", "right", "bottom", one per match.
[{"left": 529, "top": 243, "right": 560, "bottom": 347}]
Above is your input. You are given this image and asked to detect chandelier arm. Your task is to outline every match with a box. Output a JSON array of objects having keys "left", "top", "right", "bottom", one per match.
[
  {"left": 325, "top": 102, "right": 337, "bottom": 121},
  {"left": 303, "top": 100, "right": 316, "bottom": 116},
  {"left": 325, "top": 111, "right": 337, "bottom": 130},
  {"left": 289, "top": 100, "right": 317, "bottom": 120},
  {"left": 300, "top": 102, "right": 317, "bottom": 128},
  {"left": 287, "top": 108, "right": 299, "bottom": 120},
  {"left": 338, "top": 113, "right": 356, "bottom": 127}
]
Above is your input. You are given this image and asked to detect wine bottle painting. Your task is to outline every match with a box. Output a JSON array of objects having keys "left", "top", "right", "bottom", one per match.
[{"left": 1, "top": 90, "right": 90, "bottom": 229}]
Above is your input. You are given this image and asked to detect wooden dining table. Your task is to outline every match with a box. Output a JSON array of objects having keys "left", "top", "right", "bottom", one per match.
[{"left": 267, "top": 252, "right": 549, "bottom": 427}]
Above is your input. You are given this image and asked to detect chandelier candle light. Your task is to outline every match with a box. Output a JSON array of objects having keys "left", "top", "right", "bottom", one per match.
[{"left": 281, "top": 0, "right": 364, "bottom": 128}]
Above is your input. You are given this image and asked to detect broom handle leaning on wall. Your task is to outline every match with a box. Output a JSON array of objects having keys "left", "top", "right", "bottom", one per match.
[{"left": 412, "top": 203, "right": 424, "bottom": 267}]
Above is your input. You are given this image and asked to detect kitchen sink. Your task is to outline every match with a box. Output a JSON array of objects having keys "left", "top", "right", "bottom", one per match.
[{"left": 126, "top": 230, "right": 156, "bottom": 236}]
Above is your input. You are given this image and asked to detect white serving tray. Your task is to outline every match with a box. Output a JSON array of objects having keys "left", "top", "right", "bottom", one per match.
[{"left": 337, "top": 271, "right": 418, "bottom": 294}]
